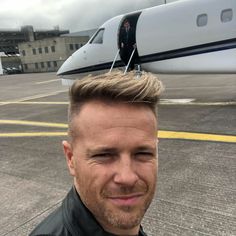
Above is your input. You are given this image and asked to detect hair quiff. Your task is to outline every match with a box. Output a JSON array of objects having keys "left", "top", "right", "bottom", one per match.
[{"left": 68, "top": 70, "right": 164, "bottom": 138}]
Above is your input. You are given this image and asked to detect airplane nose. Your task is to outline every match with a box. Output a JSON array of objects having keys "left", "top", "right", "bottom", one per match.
[
  {"left": 57, "top": 45, "right": 88, "bottom": 77},
  {"left": 57, "top": 56, "right": 73, "bottom": 76}
]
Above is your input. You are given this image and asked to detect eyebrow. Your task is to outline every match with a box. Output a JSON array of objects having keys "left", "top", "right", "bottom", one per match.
[
  {"left": 86, "top": 145, "right": 156, "bottom": 156},
  {"left": 86, "top": 147, "right": 118, "bottom": 156},
  {"left": 135, "top": 146, "right": 156, "bottom": 151}
]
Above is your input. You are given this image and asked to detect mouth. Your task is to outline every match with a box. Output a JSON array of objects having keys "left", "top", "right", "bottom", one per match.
[{"left": 108, "top": 193, "right": 144, "bottom": 206}]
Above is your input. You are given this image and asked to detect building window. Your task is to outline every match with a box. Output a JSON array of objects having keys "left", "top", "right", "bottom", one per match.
[
  {"left": 53, "top": 61, "right": 57, "bottom": 67},
  {"left": 47, "top": 61, "right": 51, "bottom": 68},
  {"left": 32, "top": 48, "right": 36, "bottom": 55},
  {"left": 21, "top": 50, "right": 26, "bottom": 56},
  {"left": 35, "top": 63, "right": 38, "bottom": 69},
  {"left": 221, "top": 9, "right": 233, "bottom": 23},
  {"left": 41, "top": 62, "right": 45, "bottom": 68},
  {"left": 45, "top": 47, "right": 49, "bottom": 53},
  {"left": 51, "top": 45, "right": 55, "bottom": 52},
  {"left": 197, "top": 14, "right": 208, "bottom": 27},
  {"left": 75, "top": 44, "right": 79, "bottom": 49},
  {"left": 38, "top": 48, "right": 42, "bottom": 54},
  {"left": 69, "top": 44, "right": 74, "bottom": 50}
]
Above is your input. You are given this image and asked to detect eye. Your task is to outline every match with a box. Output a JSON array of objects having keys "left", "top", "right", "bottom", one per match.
[
  {"left": 135, "top": 151, "right": 155, "bottom": 161},
  {"left": 91, "top": 153, "right": 116, "bottom": 163},
  {"left": 93, "top": 153, "right": 111, "bottom": 158}
]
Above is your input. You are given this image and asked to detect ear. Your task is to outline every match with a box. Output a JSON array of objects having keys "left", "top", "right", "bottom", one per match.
[{"left": 62, "top": 140, "right": 76, "bottom": 176}]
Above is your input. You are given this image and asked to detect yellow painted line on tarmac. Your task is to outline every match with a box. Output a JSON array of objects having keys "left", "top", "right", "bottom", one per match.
[
  {"left": 0, "top": 120, "right": 68, "bottom": 128},
  {"left": 0, "top": 101, "right": 68, "bottom": 105},
  {"left": 0, "top": 132, "right": 67, "bottom": 137},
  {"left": 158, "top": 131, "right": 236, "bottom": 143},
  {"left": 0, "top": 100, "right": 235, "bottom": 106},
  {"left": 0, "top": 120, "right": 236, "bottom": 143}
]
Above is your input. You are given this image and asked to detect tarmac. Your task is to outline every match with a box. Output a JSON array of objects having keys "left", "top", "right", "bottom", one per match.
[{"left": 0, "top": 72, "right": 235, "bottom": 236}]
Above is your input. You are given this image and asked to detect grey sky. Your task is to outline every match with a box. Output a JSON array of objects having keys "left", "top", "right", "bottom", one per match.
[{"left": 0, "top": 0, "right": 176, "bottom": 32}]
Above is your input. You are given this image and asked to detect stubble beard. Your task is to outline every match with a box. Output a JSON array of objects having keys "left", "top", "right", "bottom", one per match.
[
  {"left": 98, "top": 200, "right": 147, "bottom": 230},
  {"left": 89, "top": 183, "right": 156, "bottom": 231}
]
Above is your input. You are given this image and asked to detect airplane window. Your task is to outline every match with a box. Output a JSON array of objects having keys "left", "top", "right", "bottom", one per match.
[
  {"left": 197, "top": 14, "right": 208, "bottom": 27},
  {"left": 221, "top": 9, "right": 233, "bottom": 23},
  {"left": 90, "top": 29, "right": 104, "bottom": 44}
]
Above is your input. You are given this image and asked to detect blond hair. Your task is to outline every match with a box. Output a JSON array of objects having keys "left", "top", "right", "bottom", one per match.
[{"left": 68, "top": 70, "right": 163, "bottom": 138}]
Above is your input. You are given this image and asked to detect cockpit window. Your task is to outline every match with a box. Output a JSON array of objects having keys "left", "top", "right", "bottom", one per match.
[{"left": 90, "top": 29, "right": 104, "bottom": 44}]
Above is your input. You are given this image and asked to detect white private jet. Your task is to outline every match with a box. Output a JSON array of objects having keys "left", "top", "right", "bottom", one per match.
[{"left": 57, "top": 0, "right": 236, "bottom": 82}]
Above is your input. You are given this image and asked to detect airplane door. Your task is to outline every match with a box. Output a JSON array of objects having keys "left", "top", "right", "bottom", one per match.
[{"left": 118, "top": 12, "right": 141, "bottom": 68}]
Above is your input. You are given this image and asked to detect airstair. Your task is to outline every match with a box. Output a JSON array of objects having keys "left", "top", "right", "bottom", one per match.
[{"left": 109, "top": 48, "right": 142, "bottom": 76}]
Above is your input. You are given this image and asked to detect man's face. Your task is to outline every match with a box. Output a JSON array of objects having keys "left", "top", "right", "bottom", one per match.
[
  {"left": 63, "top": 100, "right": 158, "bottom": 235},
  {"left": 124, "top": 21, "right": 130, "bottom": 28}
]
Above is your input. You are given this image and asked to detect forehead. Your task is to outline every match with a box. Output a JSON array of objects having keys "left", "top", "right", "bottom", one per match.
[{"left": 71, "top": 100, "right": 157, "bottom": 137}]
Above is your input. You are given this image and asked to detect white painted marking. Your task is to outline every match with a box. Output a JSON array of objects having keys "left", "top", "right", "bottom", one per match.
[
  {"left": 166, "top": 85, "right": 236, "bottom": 90},
  {"left": 36, "top": 79, "right": 60, "bottom": 85},
  {"left": 159, "top": 99, "right": 236, "bottom": 106},
  {"left": 0, "top": 90, "right": 68, "bottom": 106},
  {"left": 186, "top": 101, "right": 236, "bottom": 106},
  {"left": 61, "top": 79, "right": 74, "bottom": 86},
  {"left": 160, "top": 99, "right": 195, "bottom": 104}
]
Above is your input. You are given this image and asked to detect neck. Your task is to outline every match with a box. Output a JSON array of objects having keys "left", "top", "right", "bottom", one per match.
[
  {"left": 113, "top": 234, "right": 138, "bottom": 236},
  {"left": 115, "top": 234, "right": 138, "bottom": 236},
  {"left": 102, "top": 225, "right": 140, "bottom": 236}
]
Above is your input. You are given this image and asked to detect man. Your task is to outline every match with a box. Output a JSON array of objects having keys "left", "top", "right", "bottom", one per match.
[
  {"left": 120, "top": 19, "right": 137, "bottom": 70},
  {"left": 30, "top": 70, "right": 163, "bottom": 236}
]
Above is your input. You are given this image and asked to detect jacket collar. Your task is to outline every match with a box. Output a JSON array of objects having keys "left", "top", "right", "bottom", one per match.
[{"left": 62, "top": 187, "right": 147, "bottom": 236}]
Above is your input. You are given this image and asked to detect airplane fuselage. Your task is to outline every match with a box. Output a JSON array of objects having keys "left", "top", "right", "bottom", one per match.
[{"left": 57, "top": 0, "right": 236, "bottom": 80}]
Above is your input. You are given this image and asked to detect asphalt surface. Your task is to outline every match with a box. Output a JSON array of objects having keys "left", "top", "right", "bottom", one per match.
[{"left": 0, "top": 72, "right": 235, "bottom": 236}]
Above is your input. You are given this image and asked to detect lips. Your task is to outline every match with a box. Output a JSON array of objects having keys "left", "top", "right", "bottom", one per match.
[{"left": 108, "top": 193, "right": 144, "bottom": 206}]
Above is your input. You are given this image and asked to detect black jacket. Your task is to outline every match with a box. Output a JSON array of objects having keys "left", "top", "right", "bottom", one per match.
[
  {"left": 29, "top": 187, "right": 148, "bottom": 236},
  {"left": 120, "top": 27, "right": 136, "bottom": 48}
]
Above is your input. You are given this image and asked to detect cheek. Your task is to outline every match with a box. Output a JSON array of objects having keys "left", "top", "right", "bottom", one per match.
[
  {"left": 140, "top": 162, "right": 158, "bottom": 182},
  {"left": 75, "top": 162, "right": 111, "bottom": 190}
]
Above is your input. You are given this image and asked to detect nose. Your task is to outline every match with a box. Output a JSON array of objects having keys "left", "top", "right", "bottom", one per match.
[{"left": 113, "top": 155, "right": 139, "bottom": 186}]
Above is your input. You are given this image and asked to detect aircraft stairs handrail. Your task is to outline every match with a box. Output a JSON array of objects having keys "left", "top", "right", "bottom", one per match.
[
  {"left": 109, "top": 47, "right": 141, "bottom": 76},
  {"left": 109, "top": 49, "right": 120, "bottom": 73},
  {"left": 124, "top": 47, "right": 136, "bottom": 74}
]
